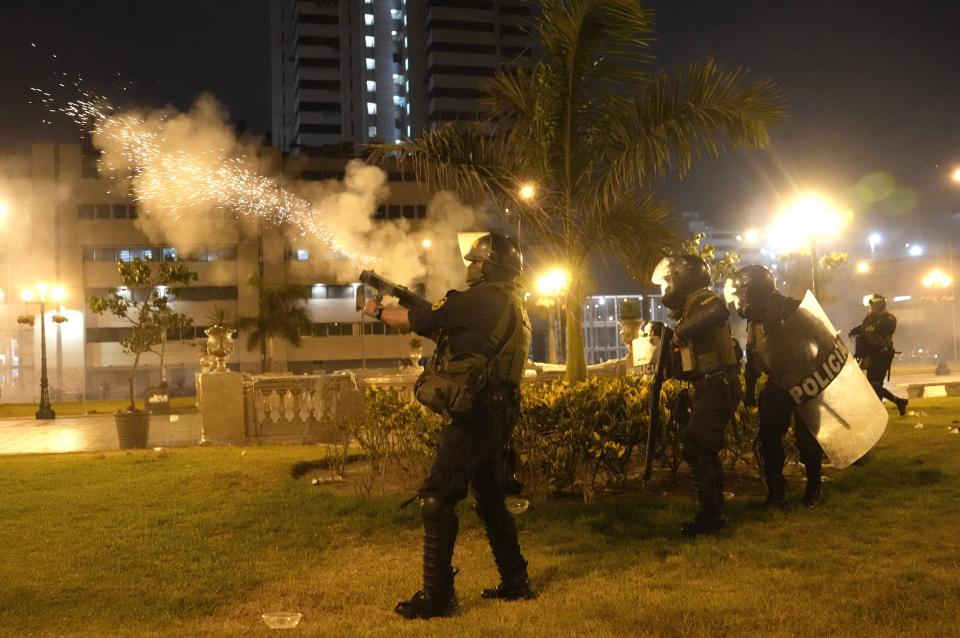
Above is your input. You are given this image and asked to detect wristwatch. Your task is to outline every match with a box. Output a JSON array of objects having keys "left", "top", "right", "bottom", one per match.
[{"left": 373, "top": 304, "right": 384, "bottom": 321}]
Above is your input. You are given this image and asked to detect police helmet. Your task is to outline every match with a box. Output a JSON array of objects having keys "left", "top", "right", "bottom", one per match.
[
  {"left": 651, "top": 254, "right": 711, "bottom": 310},
  {"left": 464, "top": 231, "right": 523, "bottom": 281},
  {"left": 866, "top": 293, "right": 886, "bottom": 312},
  {"left": 731, "top": 264, "right": 777, "bottom": 319}
]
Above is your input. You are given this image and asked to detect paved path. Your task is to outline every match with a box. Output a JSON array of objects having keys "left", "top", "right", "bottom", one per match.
[{"left": 0, "top": 413, "right": 202, "bottom": 456}]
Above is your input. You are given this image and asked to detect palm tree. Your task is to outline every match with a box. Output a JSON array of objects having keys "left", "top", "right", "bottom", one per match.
[
  {"left": 236, "top": 275, "right": 312, "bottom": 372},
  {"left": 368, "top": 0, "right": 785, "bottom": 381}
]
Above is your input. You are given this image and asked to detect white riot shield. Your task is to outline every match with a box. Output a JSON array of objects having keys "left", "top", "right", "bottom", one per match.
[
  {"left": 632, "top": 331, "right": 660, "bottom": 375},
  {"left": 755, "top": 291, "right": 887, "bottom": 469}
]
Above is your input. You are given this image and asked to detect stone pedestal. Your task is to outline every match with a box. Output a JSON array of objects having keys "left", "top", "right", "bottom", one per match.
[{"left": 199, "top": 372, "right": 246, "bottom": 443}]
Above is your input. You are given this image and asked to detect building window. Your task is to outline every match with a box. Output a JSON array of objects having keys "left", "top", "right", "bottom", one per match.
[
  {"left": 368, "top": 126, "right": 378, "bottom": 137},
  {"left": 367, "top": 102, "right": 377, "bottom": 115},
  {"left": 390, "top": 9, "right": 402, "bottom": 19},
  {"left": 95, "top": 204, "right": 111, "bottom": 219},
  {"left": 78, "top": 204, "right": 95, "bottom": 219},
  {"left": 163, "top": 247, "right": 178, "bottom": 262},
  {"left": 364, "top": 14, "right": 374, "bottom": 26},
  {"left": 285, "top": 249, "right": 310, "bottom": 261},
  {"left": 392, "top": 73, "right": 404, "bottom": 84},
  {"left": 365, "top": 57, "right": 375, "bottom": 70},
  {"left": 366, "top": 80, "right": 376, "bottom": 92},
  {"left": 365, "top": 35, "right": 375, "bottom": 48},
  {"left": 416, "top": 204, "right": 427, "bottom": 219}
]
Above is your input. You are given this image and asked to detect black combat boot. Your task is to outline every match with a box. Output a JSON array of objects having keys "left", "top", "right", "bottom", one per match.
[
  {"left": 896, "top": 397, "right": 908, "bottom": 417},
  {"left": 680, "top": 510, "right": 729, "bottom": 537},
  {"left": 681, "top": 450, "right": 728, "bottom": 537},
  {"left": 395, "top": 498, "right": 459, "bottom": 619},
  {"left": 802, "top": 477, "right": 823, "bottom": 508},
  {"left": 477, "top": 495, "right": 536, "bottom": 601},
  {"left": 763, "top": 474, "right": 789, "bottom": 510}
]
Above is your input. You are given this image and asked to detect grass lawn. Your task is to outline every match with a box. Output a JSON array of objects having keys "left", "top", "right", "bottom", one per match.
[
  {"left": 1, "top": 398, "right": 958, "bottom": 637},
  {"left": 0, "top": 397, "right": 198, "bottom": 419}
]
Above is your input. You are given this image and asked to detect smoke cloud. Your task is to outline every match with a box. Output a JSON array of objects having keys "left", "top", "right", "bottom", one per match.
[{"left": 91, "top": 94, "right": 483, "bottom": 297}]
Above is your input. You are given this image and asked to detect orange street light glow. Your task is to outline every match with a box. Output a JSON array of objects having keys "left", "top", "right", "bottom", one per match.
[
  {"left": 518, "top": 182, "right": 537, "bottom": 201},
  {"left": 536, "top": 268, "right": 569, "bottom": 297},
  {"left": 856, "top": 260, "right": 871, "bottom": 274},
  {"left": 922, "top": 269, "right": 952, "bottom": 288}
]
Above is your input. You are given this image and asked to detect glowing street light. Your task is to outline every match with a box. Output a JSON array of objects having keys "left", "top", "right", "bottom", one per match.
[
  {"left": 922, "top": 269, "right": 952, "bottom": 288},
  {"left": 518, "top": 182, "right": 537, "bottom": 202},
  {"left": 742, "top": 228, "right": 760, "bottom": 245},
  {"left": 535, "top": 267, "right": 569, "bottom": 363},
  {"left": 768, "top": 193, "right": 851, "bottom": 298},
  {"left": 19, "top": 283, "right": 67, "bottom": 420},
  {"left": 421, "top": 238, "right": 432, "bottom": 250},
  {"left": 536, "top": 268, "right": 569, "bottom": 297},
  {"left": 952, "top": 167, "right": 960, "bottom": 183},
  {"left": 855, "top": 260, "right": 871, "bottom": 274},
  {"left": 907, "top": 243, "right": 925, "bottom": 257},
  {"left": 868, "top": 232, "right": 882, "bottom": 257}
]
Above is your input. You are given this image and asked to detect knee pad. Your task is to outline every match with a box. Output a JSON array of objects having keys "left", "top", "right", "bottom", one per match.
[{"left": 420, "top": 495, "right": 452, "bottom": 522}]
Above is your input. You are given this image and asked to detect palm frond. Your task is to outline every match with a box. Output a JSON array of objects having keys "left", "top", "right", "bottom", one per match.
[{"left": 601, "top": 60, "right": 786, "bottom": 199}]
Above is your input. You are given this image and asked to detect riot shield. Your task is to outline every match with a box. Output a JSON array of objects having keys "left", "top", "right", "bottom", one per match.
[{"left": 754, "top": 291, "right": 887, "bottom": 469}]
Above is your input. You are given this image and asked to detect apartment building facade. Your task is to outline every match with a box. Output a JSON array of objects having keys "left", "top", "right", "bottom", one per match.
[
  {"left": 0, "top": 144, "right": 432, "bottom": 404},
  {"left": 270, "top": 0, "right": 534, "bottom": 154}
]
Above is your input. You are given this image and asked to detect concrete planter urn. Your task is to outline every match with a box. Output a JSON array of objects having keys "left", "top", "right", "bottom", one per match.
[
  {"left": 114, "top": 411, "right": 150, "bottom": 449},
  {"left": 205, "top": 325, "right": 235, "bottom": 372}
]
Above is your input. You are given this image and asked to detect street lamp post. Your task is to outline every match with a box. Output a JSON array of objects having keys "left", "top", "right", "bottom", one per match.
[
  {"left": 536, "top": 268, "right": 569, "bottom": 364},
  {"left": 20, "top": 284, "right": 65, "bottom": 420}
]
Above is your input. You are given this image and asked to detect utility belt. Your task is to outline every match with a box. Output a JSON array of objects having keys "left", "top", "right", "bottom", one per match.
[{"left": 692, "top": 370, "right": 728, "bottom": 394}]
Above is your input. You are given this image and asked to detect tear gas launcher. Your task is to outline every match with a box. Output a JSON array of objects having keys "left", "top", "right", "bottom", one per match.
[{"left": 357, "top": 270, "right": 432, "bottom": 312}]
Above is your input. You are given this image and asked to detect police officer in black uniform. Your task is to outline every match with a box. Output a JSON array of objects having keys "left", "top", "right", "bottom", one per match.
[
  {"left": 732, "top": 265, "right": 825, "bottom": 508},
  {"left": 849, "top": 293, "right": 908, "bottom": 415},
  {"left": 363, "top": 231, "right": 533, "bottom": 619},
  {"left": 655, "top": 255, "right": 742, "bottom": 536}
]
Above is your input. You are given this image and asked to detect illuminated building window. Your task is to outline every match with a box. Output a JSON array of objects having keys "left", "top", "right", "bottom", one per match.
[
  {"left": 366, "top": 80, "right": 376, "bottom": 92},
  {"left": 365, "top": 57, "right": 375, "bottom": 70},
  {"left": 364, "top": 14, "right": 374, "bottom": 26},
  {"left": 368, "top": 126, "right": 377, "bottom": 137},
  {"left": 367, "top": 102, "right": 377, "bottom": 115},
  {"left": 365, "top": 36, "right": 375, "bottom": 48}
]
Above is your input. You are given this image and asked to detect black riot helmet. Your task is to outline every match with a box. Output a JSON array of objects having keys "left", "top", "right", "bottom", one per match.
[
  {"left": 866, "top": 293, "right": 886, "bottom": 313},
  {"left": 731, "top": 264, "right": 777, "bottom": 319},
  {"left": 464, "top": 231, "right": 523, "bottom": 282},
  {"left": 651, "top": 254, "right": 711, "bottom": 310}
]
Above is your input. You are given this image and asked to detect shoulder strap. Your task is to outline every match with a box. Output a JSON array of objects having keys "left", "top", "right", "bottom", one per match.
[{"left": 481, "top": 283, "right": 518, "bottom": 358}]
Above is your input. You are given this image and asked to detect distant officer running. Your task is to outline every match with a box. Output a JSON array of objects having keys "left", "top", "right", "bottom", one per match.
[
  {"left": 364, "top": 231, "right": 533, "bottom": 619},
  {"left": 849, "top": 293, "right": 908, "bottom": 416},
  {"left": 732, "top": 265, "right": 825, "bottom": 508},
  {"left": 653, "top": 255, "right": 742, "bottom": 536}
]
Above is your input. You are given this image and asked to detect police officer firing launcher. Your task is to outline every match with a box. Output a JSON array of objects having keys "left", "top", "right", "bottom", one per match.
[
  {"left": 362, "top": 231, "right": 533, "bottom": 619},
  {"left": 652, "top": 254, "right": 742, "bottom": 537}
]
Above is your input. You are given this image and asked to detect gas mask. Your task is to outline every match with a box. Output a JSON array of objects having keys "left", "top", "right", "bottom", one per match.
[{"left": 466, "top": 260, "right": 484, "bottom": 287}]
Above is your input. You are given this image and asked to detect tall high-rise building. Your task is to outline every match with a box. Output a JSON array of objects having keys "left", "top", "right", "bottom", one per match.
[{"left": 270, "top": 0, "right": 533, "bottom": 155}]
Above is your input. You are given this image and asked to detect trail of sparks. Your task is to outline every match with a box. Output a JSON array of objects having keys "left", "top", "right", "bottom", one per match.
[{"left": 51, "top": 84, "right": 374, "bottom": 264}]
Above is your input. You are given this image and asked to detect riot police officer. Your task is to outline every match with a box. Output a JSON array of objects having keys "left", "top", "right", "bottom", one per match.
[
  {"left": 849, "top": 293, "right": 908, "bottom": 415},
  {"left": 652, "top": 254, "right": 742, "bottom": 536},
  {"left": 732, "top": 265, "right": 825, "bottom": 508},
  {"left": 364, "top": 231, "right": 533, "bottom": 619}
]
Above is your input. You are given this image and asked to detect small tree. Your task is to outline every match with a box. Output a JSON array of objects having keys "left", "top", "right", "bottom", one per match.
[
  {"left": 88, "top": 260, "right": 197, "bottom": 412},
  {"left": 679, "top": 232, "right": 742, "bottom": 287},
  {"left": 619, "top": 299, "right": 643, "bottom": 321}
]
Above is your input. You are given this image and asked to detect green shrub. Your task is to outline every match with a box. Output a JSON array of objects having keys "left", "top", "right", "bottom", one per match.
[{"left": 352, "top": 389, "right": 442, "bottom": 493}]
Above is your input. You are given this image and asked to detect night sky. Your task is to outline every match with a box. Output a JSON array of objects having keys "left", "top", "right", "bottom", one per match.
[{"left": 1, "top": 0, "right": 958, "bottom": 244}]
